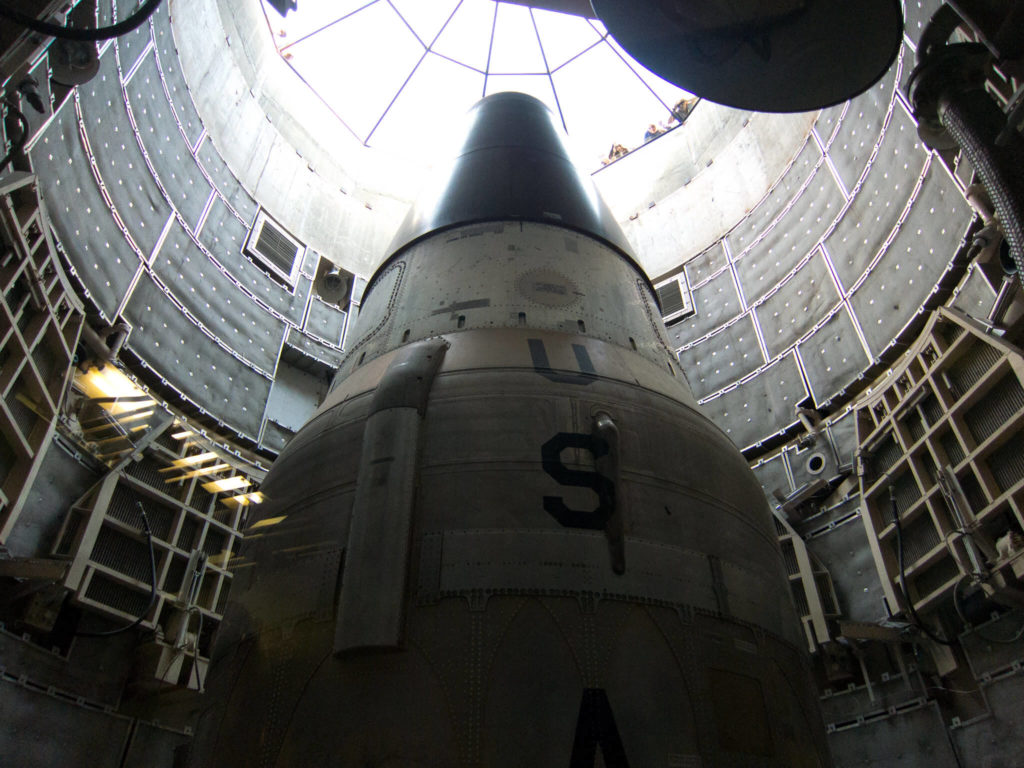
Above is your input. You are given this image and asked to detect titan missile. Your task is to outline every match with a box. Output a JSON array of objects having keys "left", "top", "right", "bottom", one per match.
[{"left": 191, "top": 92, "right": 831, "bottom": 767}]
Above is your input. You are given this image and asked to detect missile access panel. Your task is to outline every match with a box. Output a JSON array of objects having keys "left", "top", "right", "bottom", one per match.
[{"left": 191, "top": 92, "right": 830, "bottom": 768}]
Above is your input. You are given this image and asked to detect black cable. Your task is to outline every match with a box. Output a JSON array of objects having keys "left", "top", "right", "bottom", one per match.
[
  {"left": 0, "top": 104, "right": 30, "bottom": 174},
  {"left": 75, "top": 501, "right": 158, "bottom": 638},
  {"left": 191, "top": 607, "right": 205, "bottom": 692},
  {"left": 0, "top": 0, "right": 163, "bottom": 42},
  {"left": 891, "top": 485, "right": 957, "bottom": 646},
  {"left": 953, "top": 571, "right": 1024, "bottom": 644}
]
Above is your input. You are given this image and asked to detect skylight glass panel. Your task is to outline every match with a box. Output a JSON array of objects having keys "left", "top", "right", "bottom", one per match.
[
  {"left": 532, "top": 7, "right": 602, "bottom": 71},
  {"left": 286, "top": 1, "right": 423, "bottom": 140},
  {"left": 275, "top": 0, "right": 378, "bottom": 49},
  {"left": 388, "top": 0, "right": 460, "bottom": 47},
  {"left": 487, "top": 3, "right": 546, "bottom": 74},
  {"left": 260, "top": 0, "right": 702, "bottom": 169},
  {"left": 604, "top": 36, "right": 693, "bottom": 113},
  {"left": 552, "top": 41, "right": 671, "bottom": 163},
  {"left": 431, "top": 0, "right": 497, "bottom": 73},
  {"left": 368, "top": 52, "right": 484, "bottom": 158}
]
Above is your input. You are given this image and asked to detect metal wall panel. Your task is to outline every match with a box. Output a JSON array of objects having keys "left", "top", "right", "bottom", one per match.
[
  {"left": 816, "top": 103, "right": 847, "bottom": 147},
  {"left": 798, "top": 305, "right": 871, "bottom": 406},
  {"left": 152, "top": 1, "right": 205, "bottom": 149},
  {"left": 904, "top": 0, "right": 946, "bottom": 45},
  {"left": 305, "top": 297, "right": 347, "bottom": 347},
  {"left": 953, "top": 675, "right": 1024, "bottom": 768},
  {"left": 726, "top": 138, "right": 821, "bottom": 258},
  {"left": 126, "top": 55, "right": 213, "bottom": 229},
  {"left": 738, "top": 172, "right": 846, "bottom": 305},
  {"left": 197, "top": 138, "right": 258, "bottom": 224},
  {"left": 849, "top": 167, "right": 971, "bottom": 357},
  {"left": 121, "top": 722, "right": 191, "bottom": 768},
  {"left": 31, "top": 102, "right": 141, "bottom": 320},
  {"left": 698, "top": 352, "right": 807, "bottom": 449},
  {"left": 682, "top": 241, "right": 727, "bottom": 287},
  {"left": 827, "top": 106, "right": 929, "bottom": 293},
  {"left": 195, "top": 197, "right": 312, "bottom": 325},
  {"left": 827, "top": 56, "right": 901, "bottom": 192},
  {"left": 123, "top": 274, "right": 273, "bottom": 438},
  {"left": 756, "top": 249, "right": 841, "bottom": 359},
  {"left": 751, "top": 452, "right": 792, "bottom": 499},
  {"left": 677, "top": 315, "right": 763, "bottom": 399},
  {"left": 77, "top": 52, "right": 171, "bottom": 258},
  {"left": 152, "top": 227, "right": 287, "bottom": 373},
  {"left": 827, "top": 410, "right": 858, "bottom": 465},
  {"left": 827, "top": 703, "right": 960, "bottom": 768},
  {"left": 787, "top": 441, "right": 840, "bottom": 489},
  {"left": 949, "top": 264, "right": 998, "bottom": 320},
  {"left": 805, "top": 514, "right": 888, "bottom": 622},
  {"left": 672, "top": 268, "right": 742, "bottom": 341},
  {"left": 113, "top": 7, "right": 153, "bottom": 76},
  {"left": 0, "top": 679, "right": 131, "bottom": 768},
  {"left": 197, "top": 194, "right": 246, "bottom": 263},
  {"left": 286, "top": 327, "right": 346, "bottom": 369},
  {"left": 97, "top": 0, "right": 113, "bottom": 26},
  {"left": 795, "top": 494, "right": 862, "bottom": 538}
]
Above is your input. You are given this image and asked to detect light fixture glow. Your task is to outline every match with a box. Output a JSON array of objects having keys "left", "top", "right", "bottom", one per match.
[{"left": 202, "top": 476, "right": 252, "bottom": 493}]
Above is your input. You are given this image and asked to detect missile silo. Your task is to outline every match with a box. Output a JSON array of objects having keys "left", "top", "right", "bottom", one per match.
[{"left": 191, "top": 92, "right": 830, "bottom": 768}]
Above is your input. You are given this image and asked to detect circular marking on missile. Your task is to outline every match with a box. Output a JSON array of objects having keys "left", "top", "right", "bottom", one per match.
[{"left": 516, "top": 268, "right": 580, "bottom": 308}]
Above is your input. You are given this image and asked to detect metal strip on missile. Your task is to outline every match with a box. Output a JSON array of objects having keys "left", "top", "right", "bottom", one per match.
[{"left": 334, "top": 340, "right": 448, "bottom": 654}]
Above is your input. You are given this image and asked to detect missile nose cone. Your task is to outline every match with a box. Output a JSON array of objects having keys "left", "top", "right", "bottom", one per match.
[{"left": 385, "top": 92, "right": 636, "bottom": 262}]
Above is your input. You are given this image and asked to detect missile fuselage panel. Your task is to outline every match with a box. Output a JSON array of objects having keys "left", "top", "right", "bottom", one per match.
[{"left": 191, "top": 93, "right": 830, "bottom": 768}]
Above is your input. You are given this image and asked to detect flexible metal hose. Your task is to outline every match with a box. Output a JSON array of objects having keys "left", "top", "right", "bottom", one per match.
[{"left": 939, "top": 88, "right": 1024, "bottom": 278}]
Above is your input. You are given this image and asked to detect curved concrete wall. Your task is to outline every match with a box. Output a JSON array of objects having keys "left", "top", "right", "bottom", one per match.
[
  {"left": 31, "top": 0, "right": 974, "bottom": 459},
  {"left": 665, "top": 39, "right": 974, "bottom": 451}
]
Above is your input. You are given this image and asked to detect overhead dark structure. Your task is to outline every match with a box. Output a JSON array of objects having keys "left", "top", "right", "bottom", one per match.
[{"left": 591, "top": 0, "right": 904, "bottom": 112}]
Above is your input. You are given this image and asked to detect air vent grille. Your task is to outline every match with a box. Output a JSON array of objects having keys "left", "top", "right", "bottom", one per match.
[
  {"left": 255, "top": 221, "right": 298, "bottom": 274},
  {"left": 655, "top": 276, "right": 694, "bottom": 324},
  {"left": 245, "top": 211, "right": 303, "bottom": 286}
]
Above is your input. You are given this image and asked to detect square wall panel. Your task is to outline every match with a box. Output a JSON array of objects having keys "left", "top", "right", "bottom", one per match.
[
  {"left": 726, "top": 139, "right": 821, "bottom": 258},
  {"left": 77, "top": 51, "right": 172, "bottom": 258},
  {"left": 698, "top": 352, "right": 808, "bottom": 450},
  {"left": 677, "top": 315, "right": 764, "bottom": 399},
  {"left": 827, "top": 106, "right": 928, "bottom": 292},
  {"left": 755, "top": 249, "right": 840, "bottom": 360},
  {"left": 849, "top": 166, "right": 971, "bottom": 358},
  {"left": 123, "top": 274, "right": 273, "bottom": 439},
  {"left": 153, "top": 226, "right": 288, "bottom": 374},
  {"left": 735, "top": 169, "right": 846, "bottom": 305},
  {"left": 683, "top": 242, "right": 728, "bottom": 288},
  {"left": 797, "top": 304, "right": 871, "bottom": 406},
  {"left": 669, "top": 268, "right": 742, "bottom": 344}
]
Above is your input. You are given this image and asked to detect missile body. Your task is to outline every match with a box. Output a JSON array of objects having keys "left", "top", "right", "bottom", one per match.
[{"left": 192, "top": 93, "right": 830, "bottom": 767}]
